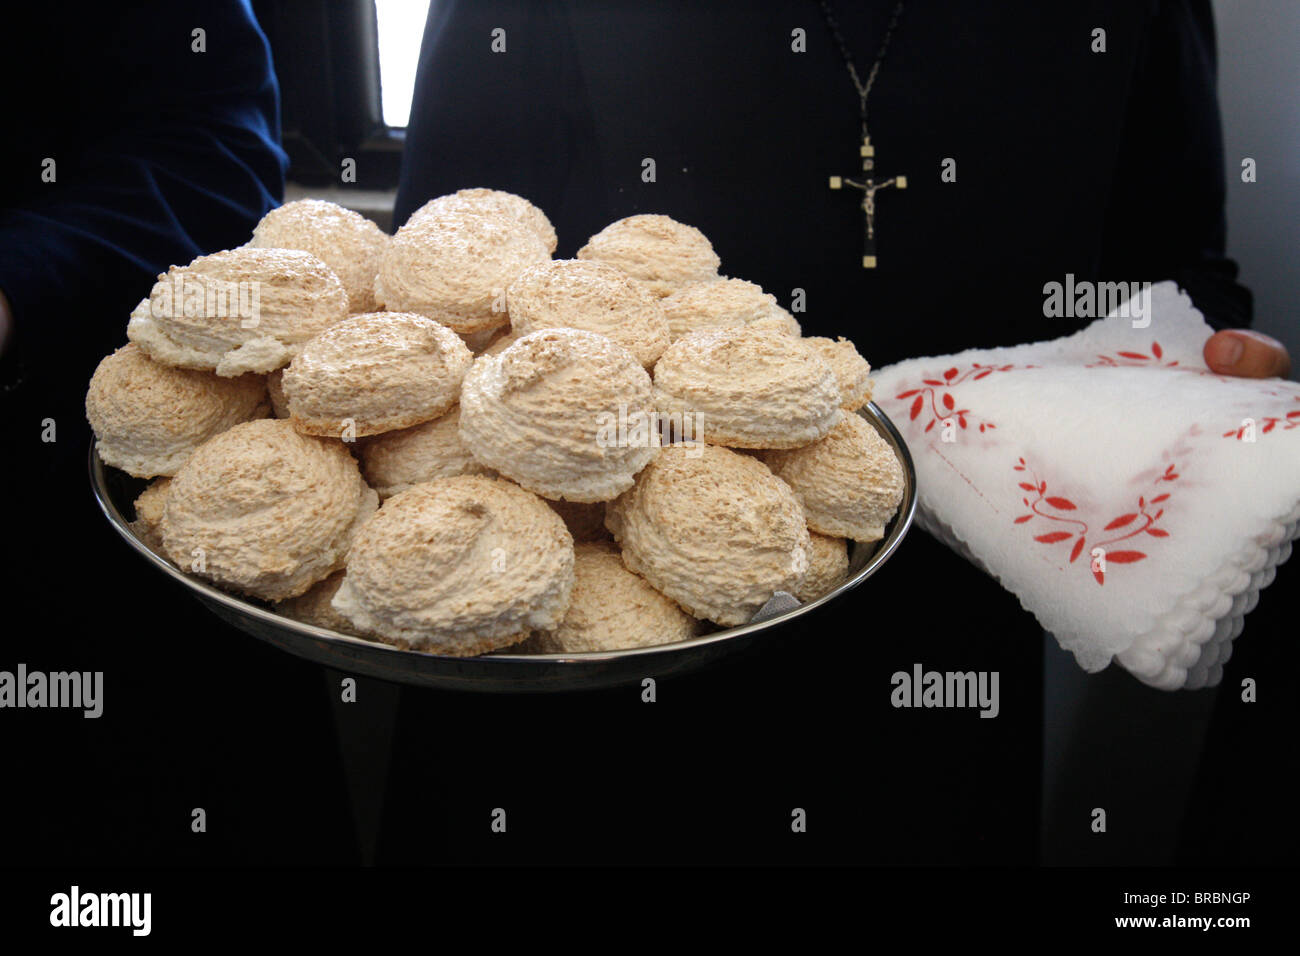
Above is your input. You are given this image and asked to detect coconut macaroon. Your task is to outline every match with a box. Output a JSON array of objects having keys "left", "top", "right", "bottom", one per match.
[
  {"left": 459, "top": 328, "right": 658, "bottom": 502},
  {"left": 606, "top": 443, "right": 810, "bottom": 626},
  {"left": 373, "top": 211, "right": 550, "bottom": 335},
  {"left": 531, "top": 541, "right": 698, "bottom": 653},
  {"left": 358, "top": 405, "right": 491, "bottom": 499},
  {"left": 407, "top": 187, "right": 558, "bottom": 254},
  {"left": 576, "top": 214, "right": 721, "bottom": 298},
  {"left": 280, "top": 311, "right": 472, "bottom": 437},
  {"left": 127, "top": 248, "right": 349, "bottom": 377},
  {"left": 331, "top": 475, "right": 575, "bottom": 655},
  {"left": 480, "top": 329, "right": 521, "bottom": 356},
  {"left": 86, "top": 343, "right": 269, "bottom": 477},
  {"left": 248, "top": 198, "right": 389, "bottom": 313},
  {"left": 277, "top": 572, "right": 374, "bottom": 639},
  {"left": 130, "top": 478, "right": 172, "bottom": 552},
  {"left": 160, "top": 419, "right": 378, "bottom": 601},
  {"left": 660, "top": 278, "right": 801, "bottom": 342},
  {"left": 795, "top": 532, "right": 850, "bottom": 603},
  {"left": 761, "top": 414, "right": 905, "bottom": 543},
  {"left": 805, "top": 336, "right": 873, "bottom": 410},
  {"left": 653, "top": 326, "right": 842, "bottom": 449},
  {"left": 506, "top": 259, "right": 671, "bottom": 368}
]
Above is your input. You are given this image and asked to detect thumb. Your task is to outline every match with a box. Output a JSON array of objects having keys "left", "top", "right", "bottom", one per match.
[{"left": 1203, "top": 329, "right": 1291, "bottom": 379}]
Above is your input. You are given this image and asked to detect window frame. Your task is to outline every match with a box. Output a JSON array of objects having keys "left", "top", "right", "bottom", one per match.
[{"left": 255, "top": 0, "right": 406, "bottom": 189}]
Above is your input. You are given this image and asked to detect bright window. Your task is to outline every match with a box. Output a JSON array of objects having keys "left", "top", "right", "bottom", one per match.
[{"left": 376, "top": 0, "right": 432, "bottom": 128}]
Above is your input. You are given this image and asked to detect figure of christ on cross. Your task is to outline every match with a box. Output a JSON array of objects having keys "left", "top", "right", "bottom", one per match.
[{"left": 830, "top": 138, "right": 907, "bottom": 268}]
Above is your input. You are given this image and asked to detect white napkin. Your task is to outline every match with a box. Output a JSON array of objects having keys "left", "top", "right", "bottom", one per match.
[{"left": 872, "top": 282, "right": 1300, "bottom": 690}]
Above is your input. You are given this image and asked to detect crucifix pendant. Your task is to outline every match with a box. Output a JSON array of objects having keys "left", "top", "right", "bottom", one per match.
[{"left": 829, "top": 137, "right": 907, "bottom": 268}]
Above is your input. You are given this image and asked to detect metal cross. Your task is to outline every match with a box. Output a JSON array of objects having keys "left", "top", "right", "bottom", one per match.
[{"left": 829, "top": 137, "right": 907, "bottom": 268}]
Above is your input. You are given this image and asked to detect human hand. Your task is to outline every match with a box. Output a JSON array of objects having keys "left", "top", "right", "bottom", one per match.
[{"left": 1203, "top": 329, "right": 1291, "bottom": 379}]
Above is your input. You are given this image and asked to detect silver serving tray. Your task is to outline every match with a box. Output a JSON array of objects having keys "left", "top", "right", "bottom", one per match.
[{"left": 90, "top": 403, "right": 916, "bottom": 693}]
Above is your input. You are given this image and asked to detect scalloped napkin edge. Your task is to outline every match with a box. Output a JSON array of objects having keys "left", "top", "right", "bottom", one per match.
[{"left": 871, "top": 282, "right": 1300, "bottom": 689}]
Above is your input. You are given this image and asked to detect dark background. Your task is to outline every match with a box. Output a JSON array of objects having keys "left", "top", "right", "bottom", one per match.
[
  {"left": 1, "top": 0, "right": 1296, "bottom": 872},
  {"left": 4, "top": 375, "right": 1295, "bottom": 867}
]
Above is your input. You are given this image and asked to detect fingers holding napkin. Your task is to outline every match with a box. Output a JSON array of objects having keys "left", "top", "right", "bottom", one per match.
[{"left": 872, "top": 282, "right": 1299, "bottom": 690}]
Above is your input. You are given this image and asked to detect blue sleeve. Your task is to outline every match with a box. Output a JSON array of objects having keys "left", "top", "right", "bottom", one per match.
[{"left": 0, "top": 0, "right": 288, "bottom": 360}]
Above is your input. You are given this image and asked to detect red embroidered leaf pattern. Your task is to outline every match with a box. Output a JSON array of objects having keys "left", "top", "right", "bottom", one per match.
[
  {"left": 1106, "top": 551, "right": 1147, "bottom": 564},
  {"left": 1013, "top": 458, "right": 1176, "bottom": 586},
  {"left": 892, "top": 363, "right": 1035, "bottom": 433},
  {"left": 1088, "top": 342, "right": 1178, "bottom": 369},
  {"left": 1221, "top": 395, "right": 1300, "bottom": 439}
]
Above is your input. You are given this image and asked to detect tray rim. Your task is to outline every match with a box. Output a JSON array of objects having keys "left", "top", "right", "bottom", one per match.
[{"left": 88, "top": 402, "right": 917, "bottom": 668}]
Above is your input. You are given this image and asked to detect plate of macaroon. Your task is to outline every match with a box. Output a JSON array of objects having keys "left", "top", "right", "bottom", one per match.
[{"left": 87, "top": 190, "right": 915, "bottom": 692}]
